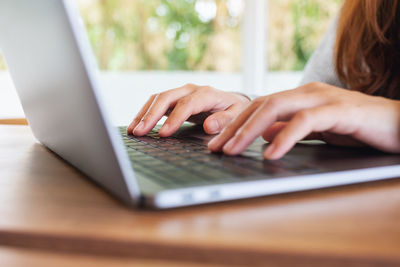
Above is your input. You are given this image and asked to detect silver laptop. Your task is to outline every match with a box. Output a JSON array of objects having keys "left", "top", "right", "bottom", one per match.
[{"left": 1, "top": 0, "right": 400, "bottom": 209}]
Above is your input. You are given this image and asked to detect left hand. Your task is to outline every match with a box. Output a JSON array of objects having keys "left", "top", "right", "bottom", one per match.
[{"left": 208, "top": 82, "right": 400, "bottom": 159}]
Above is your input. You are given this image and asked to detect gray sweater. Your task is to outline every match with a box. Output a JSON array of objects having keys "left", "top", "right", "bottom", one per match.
[
  {"left": 244, "top": 18, "right": 345, "bottom": 100},
  {"left": 300, "top": 17, "right": 345, "bottom": 88}
]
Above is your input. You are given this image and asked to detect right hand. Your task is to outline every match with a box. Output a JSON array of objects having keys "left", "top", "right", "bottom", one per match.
[{"left": 127, "top": 83, "right": 250, "bottom": 137}]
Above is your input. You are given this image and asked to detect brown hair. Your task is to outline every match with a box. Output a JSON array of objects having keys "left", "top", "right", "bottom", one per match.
[{"left": 335, "top": 0, "right": 400, "bottom": 99}]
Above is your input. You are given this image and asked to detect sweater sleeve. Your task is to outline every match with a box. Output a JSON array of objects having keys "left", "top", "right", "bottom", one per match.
[
  {"left": 240, "top": 16, "right": 345, "bottom": 100},
  {"left": 299, "top": 16, "right": 346, "bottom": 88}
]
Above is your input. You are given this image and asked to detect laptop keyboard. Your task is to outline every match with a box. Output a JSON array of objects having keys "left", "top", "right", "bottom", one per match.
[{"left": 119, "top": 126, "right": 317, "bottom": 188}]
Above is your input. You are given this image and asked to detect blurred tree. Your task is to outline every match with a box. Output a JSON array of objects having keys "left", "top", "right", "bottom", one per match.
[
  {"left": 0, "top": 0, "right": 341, "bottom": 72},
  {"left": 268, "top": 0, "right": 342, "bottom": 71},
  {"left": 80, "top": 0, "right": 242, "bottom": 71},
  {"left": 157, "top": 0, "right": 214, "bottom": 70}
]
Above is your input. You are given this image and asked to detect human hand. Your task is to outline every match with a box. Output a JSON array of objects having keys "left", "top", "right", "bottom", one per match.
[
  {"left": 127, "top": 83, "right": 250, "bottom": 137},
  {"left": 208, "top": 82, "right": 400, "bottom": 160}
]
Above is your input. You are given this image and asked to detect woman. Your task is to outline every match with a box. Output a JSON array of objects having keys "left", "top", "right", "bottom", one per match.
[{"left": 127, "top": 0, "right": 400, "bottom": 160}]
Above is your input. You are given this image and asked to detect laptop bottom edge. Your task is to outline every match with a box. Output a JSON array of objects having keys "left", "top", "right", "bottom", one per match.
[{"left": 144, "top": 165, "right": 400, "bottom": 209}]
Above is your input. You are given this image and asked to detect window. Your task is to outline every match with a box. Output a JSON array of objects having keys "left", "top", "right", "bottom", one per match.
[
  {"left": 268, "top": 0, "right": 342, "bottom": 71},
  {"left": 79, "top": 0, "right": 244, "bottom": 72},
  {"left": 77, "top": 0, "right": 341, "bottom": 95},
  {"left": 0, "top": 0, "right": 341, "bottom": 76},
  {"left": 0, "top": 0, "right": 342, "bottom": 122}
]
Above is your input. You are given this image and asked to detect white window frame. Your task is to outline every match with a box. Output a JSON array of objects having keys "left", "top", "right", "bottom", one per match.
[
  {"left": 0, "top": 1, "right": 305, "bottom": 123},
  {"left": 242, "top": 0, "right": 267, "bottom": 95}
]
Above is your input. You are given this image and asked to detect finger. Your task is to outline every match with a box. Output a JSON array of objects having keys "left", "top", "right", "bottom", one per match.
[
  {"left": 264, "top": 105, "right": 340, "bottom": 160},
  {"left": 261, "top": 122, "right": 287, "bottom": 142},
  {"left": 263, "top": 123, "right": 325, "bottom": 142},
  {"left": 207, "top": 101, "right": 258, "bottom": 152},
  {"left": 221, "top": 99, "right": 281, "bottom": 155},
  {"left": 127, "top": 94, "right": 156, "bottom": 134},
  {"left": 209, "top": 86, "right": 335, "bottom": 153},
  {"left": 203, "top": 103, "right": 244, "bottom": 134},
  {"left": 214, "top": 90, "right": 330, "bottom": 155},
  {"left": 219, "top": 94, "right": 309, "bottom": 155},
  {"left": 262, "top": 125, "right": 362, "bottom": 146},
  {"left": 133, "top": 86, "right": 193, "bottom": 136},
  {"left": 158, "top": 90, "right": 223, "bottom": 137}
]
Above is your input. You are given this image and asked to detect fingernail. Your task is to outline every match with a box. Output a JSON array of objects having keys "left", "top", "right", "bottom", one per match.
[
  {"left": 133, "top": 121, "right": 144, "bottom": 135},
  {"left": 207, "top": 119, "right": 220, "bottom": 134},
  {"left": 208, "top": 136, "right": 219, "bottom": 149},
  {"left": 159, "top": 123, "right": 169, "bottom": 135},
  {"left": 264, "top": 143, "right": 276, "bottom": 159},
  {"left": 223, "top": 138, "right": 236, "bottom": 154}
]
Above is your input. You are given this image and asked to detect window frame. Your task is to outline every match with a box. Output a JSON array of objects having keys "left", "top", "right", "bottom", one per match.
[{"left": 242, "top": 0, "right": 267, "bottom": 95}]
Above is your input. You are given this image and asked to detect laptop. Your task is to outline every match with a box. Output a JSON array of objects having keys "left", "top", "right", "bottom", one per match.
[{"left": 1, "top": 0, "right": 400, "bottom": 209}]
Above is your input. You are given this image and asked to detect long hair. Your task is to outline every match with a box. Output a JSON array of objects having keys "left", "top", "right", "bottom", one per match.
[{"left": 335, "top": 0, "right": 400, "bottom": 99}]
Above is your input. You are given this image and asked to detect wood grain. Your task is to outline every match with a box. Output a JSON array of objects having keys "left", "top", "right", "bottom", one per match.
[
  {"left": 0, "top": 247, "right": 220, "bottom": 267},
  {"left": 0, "top": 125, "right": 400, "bottom": 266},
  {"left": 0, "top": 118, "right": 28, "bottom": 125}
]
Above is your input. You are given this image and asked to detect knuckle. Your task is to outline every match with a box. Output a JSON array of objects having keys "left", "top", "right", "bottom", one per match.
[
  {"left": 308, "top": 81, "right": 323, "bottom": 88},
  {"left": 267, "top": 96, "right": 283, "bottom": 110},
  {"left": 177, "top": 95, "right": 193, "bottom": 106},
  {"left": 199, "top": 85, "right": 213, "bottom": 92},
  {"left": 252, "top": 96, "right": 266, "bottom": 107},
  {"left": 336, "top": 102, "right": 354, "bottom": 116},
  {"left": 222, "top": 111, "right": 236, "bottom": 121},
  {"left": 333, "top": 99, "right": 348, "bottom": 107},
  {"left": 296, "top": 110, "right": 313, "bottom": 123},
  {"left": 302, "top": 82, "right": 322, "bottom": 92},
  {"left": 235, "top": 95, "right": 250, "bottom": 105},
  {"left": 183, "top": 83, "right": 197, "bottom": 90},
  {"left": 157, "top": 91, "right": 169, "bottom": 102}
]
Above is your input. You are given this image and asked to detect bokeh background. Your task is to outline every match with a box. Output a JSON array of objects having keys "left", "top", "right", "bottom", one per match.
[
  {"left": 0, "top": 0, "right": 342, "bottom": 124},
  {"left": 0, "top": 0, "right": 341, "bottom": 72}
]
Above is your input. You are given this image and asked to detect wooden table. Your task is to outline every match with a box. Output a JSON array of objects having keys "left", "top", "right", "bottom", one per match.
[{"left": 1, "top": 125, "right": 399, "bottom": 266}]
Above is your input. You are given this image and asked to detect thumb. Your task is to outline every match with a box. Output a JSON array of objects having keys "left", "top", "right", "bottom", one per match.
[{"left": 203, "top": 104, "right": 242, "bottom": 134}]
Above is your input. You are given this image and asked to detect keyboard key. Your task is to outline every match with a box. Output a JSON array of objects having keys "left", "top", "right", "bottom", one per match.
[{"left": 118, "top": 126, "right": 317, "bottom": 188}]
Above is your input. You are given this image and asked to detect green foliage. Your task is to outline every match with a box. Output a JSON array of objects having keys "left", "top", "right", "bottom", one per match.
[
  {"left": 155, "top": 0, "right": 214, "bottom": 70},
  {"left": 268, "top": 0, "right": 342, "bottom": 71},
  {"left": 82, "top": 0, "right": 220, "bottom": 71},
  {"left": 290, "top": 0, "right": 342, "bottom": 70},
  {"left": 0, "top": 0, "right": 342, "bottom": 72}
]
